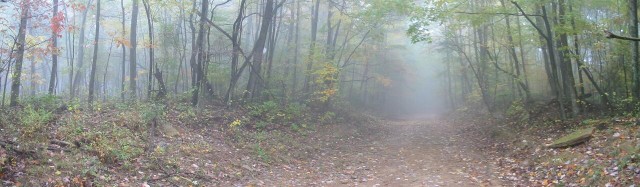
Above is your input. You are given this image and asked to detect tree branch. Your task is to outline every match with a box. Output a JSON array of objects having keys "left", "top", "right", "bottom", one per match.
[
  {"left": 453, "top": 11, "right": 542, "bottom": 17},
  {"left": 510, "top": 1, "right": 548, "bottom": 40},
  {"left": 604, "top": 30, "right": 640, "bottom": 41}
]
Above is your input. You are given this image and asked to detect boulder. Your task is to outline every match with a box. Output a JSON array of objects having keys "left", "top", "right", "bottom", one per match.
[{"left": 547, "top": 127, "right": 595, "bottom": 148}]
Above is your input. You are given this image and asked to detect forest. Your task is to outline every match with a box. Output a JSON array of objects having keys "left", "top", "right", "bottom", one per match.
[{"left": 1, "top": 0, "right": 640, "bottom": 186}]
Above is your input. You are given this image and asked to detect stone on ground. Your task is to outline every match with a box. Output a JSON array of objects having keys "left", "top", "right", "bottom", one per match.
[{"left": 547, "top": 127, "right": 595, "bottom": 148}]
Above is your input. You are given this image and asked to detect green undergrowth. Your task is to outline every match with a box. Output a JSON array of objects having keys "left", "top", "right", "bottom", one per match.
[
  {"left": 0, "top": 96, "right": 365, "bottom": 186},
  {"left": 479, "top": 100, "right": 640, "bottom": 186}
]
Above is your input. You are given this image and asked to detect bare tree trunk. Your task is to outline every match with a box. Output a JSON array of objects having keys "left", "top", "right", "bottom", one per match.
[
  {"left": 556, "top": 0, "right": 579, "bottom": 116},
  {"left": 542, "top": 5, "right": 567, "bottom": 119},
  {"left": 88, "top": 0, "right": 101, "bottom": 106},
  {"left": 246, "top": 0, "right": 275, "bottom": 100},
  {"left": 143, "top": 0, "right": 154, "bottom": 99},
  {"left": 71, "top": 0, "right": 93, "bottom": 99},
  {"left": 103, "top": 39, "right": 114, "bottom": 102},
  {"left": 191, "top": 0, "right": 209, "bottom": 106},
  {"left": 129, "top": 0, "right": 140, "bottom": 101},
  {"left": 500, "top": 0, "right": 531, "bottom": 103},
  {"left": 120, "top": 0, "right": 126, "bottom": 102},
  {"left": 303, "top": 0, "right": 321, "bottom": 94},
  {"left": 9, "top": 0, "right": 29, "bottom": 106},
  {"left": 224, "top": 0, "right": 247, "bottom": 106},
  {"left": 292, "top": 0, "right": 300, "bottom": 96},
  {"left": 630, "top": 0, "right": 640, "bottom": 99},
  {"left": 142, "top": 0, "right": 164, "bottom": 99},
  {"left": 48, "top": 0, "right": 59, "bottom": 95}
]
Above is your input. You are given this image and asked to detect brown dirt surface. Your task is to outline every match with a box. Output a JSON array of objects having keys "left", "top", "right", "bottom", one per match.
[{"left": 241, "top": 116, "right": 505, "bottom": 187}]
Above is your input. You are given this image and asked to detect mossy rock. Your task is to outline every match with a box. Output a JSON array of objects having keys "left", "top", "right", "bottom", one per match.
[
  {"left": 160, "top": 123, "right": 180, "bottom": 137},
  {"left": 547, "top": 127, "right": 595, "bottom": 148}
]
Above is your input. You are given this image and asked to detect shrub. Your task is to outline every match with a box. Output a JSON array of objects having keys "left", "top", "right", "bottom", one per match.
[
  {"left": 21, "top": 95, "right": 63, "bottom": 111},
  {"left": 19, "top": 105, "right": 53, "bottom": 145},
  {"left": 284, "top": 102, "right": 307, "bottom": 120},
  {"left": 319, "top": 111, "right": 336, "bottom": 124},
  {"left": 506, "top": 100, "right": 529, "bottom": 123},
  {"left": 87, "top": 124, "right": 145, "bottom": 166},
  {"left": 249, "top": 101, "right": 279, "bottom": 118}
]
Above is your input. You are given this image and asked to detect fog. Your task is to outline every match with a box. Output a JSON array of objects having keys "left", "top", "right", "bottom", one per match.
[{"left": 379, "top": 25, "right": 448, "bottom": 119}]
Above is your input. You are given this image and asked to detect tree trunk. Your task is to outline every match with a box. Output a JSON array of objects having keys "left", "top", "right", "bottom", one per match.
[
  {"left": 142, "top": 0, "right": 163, "bottom": 99},
  {"left": 292, "top": 0, "right": 301, "bottom": 96},
  {"left": 224, "top": 0, "right": 247, "bottom": 106},
  {"left": 191, "top": 0, "right": 209, "bottom": 106},
  {"left": 500, "top": 0, "right": 531, "bottom": 103},
  {"left": 120, "top": 0, "right": 126, "bottom": 102},
  {"left": 246, "top": 0, "right": 275, "bottom": 100},
  {"left": 129, "top": 0, "right": 139, "bottom": 101},
  {"left": 556, "top": 0, "right": 579, "bottom": 116},
  {"left": 48, "top": 0, "right": 59, "bottom": 95},
  {"left": 303, "top": 0, "right": 321, "bottom": 94},
  {"left": 88, "top": 0, "right": 101, "bottom": 106},
  {"left": 103, "top": 39, "right": 114, "bottom": 102},
  {"left": 9, "top": 0, "right": 29, "bottom": 107},
  {"left": 71, "top": 0, "right": 93, "bottom": 99},
  {"left": 630, "top": 0, "right": 640, "bottom": 99}
]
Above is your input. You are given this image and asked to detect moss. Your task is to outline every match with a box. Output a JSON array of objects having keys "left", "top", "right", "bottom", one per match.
[{"left": 548, "top": 127, "right": 595, "bottom": 148}]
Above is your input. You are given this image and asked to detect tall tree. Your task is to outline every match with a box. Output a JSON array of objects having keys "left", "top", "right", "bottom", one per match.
[
  {"left": 120, "top": 0, "right": 127, "bottom": 101},
  {"left": 9, "top": 0, "right": 30, "bottom": 107},
  {"left": 191, "top": 0, "right": 209, "bottom": 106},
  {"left": 88, "top": 0, "right": 101, "bottom": 105},
  {"left": 556, "top": 0, "right": 579, "bottom": 116},
  {"left": 630, "top": 0, "right": 640, "bottom": 99},
  {"left": 142, "top": 0, "right": 166, "bottom": 99},
  {"left": 48, "top": 0, "right": 60, "bottom": 94},
  {"left": 71, "top": 0, "right": 94, "bottom": 99},
  {"left": 246, "top": 0, "right": 276, "bottom": 99},
  {"left": 143, "top": 0, "right": 153, "bottom": 99},
  {"left": 303, "top": 0, "right": 321, "bottom": 94},
  {"left": 129, "top": 0, "right": 140, "bottom": 100}
]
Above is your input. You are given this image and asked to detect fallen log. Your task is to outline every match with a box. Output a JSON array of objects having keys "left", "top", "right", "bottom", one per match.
[{"left": 546, "top": 127, "right": 595, "bottom": 148}]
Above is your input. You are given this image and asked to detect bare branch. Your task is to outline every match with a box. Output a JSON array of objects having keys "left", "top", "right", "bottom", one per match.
[
  {"left": 604, "top": 30, "right": 640, "bottom": 41},
  {"left": 510, "top": 1, "right": 548, "bottom": 40},
  {"left": 453, "top": 11, "right": 542, "bottom": 17}
]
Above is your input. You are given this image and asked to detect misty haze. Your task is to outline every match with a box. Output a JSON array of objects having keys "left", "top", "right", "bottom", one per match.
[{"left": 0, "top": 0, "right": 639, "bottom": 186}]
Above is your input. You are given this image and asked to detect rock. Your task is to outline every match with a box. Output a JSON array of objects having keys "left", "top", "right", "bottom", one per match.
[
  {"left": 339, "top": 179, "right": 350, "bottom": 184},
  {"left": 613, "top": 132, "right": 621, "bottom": 138},
  {"left": 546, "top": 127, "right": 595, "bottom": 148},
  {"left": 161, "top": 123, "right": 180, "bottom": 137}
]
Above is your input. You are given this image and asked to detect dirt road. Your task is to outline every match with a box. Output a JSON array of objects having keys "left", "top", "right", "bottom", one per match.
[{"left": 245, "top": 117, "right": 503, "bottom": 186}]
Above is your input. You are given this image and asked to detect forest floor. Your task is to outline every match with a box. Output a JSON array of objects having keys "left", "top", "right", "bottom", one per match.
[
  {"left": 2, "top": 100, "right": 640, "bottom": 186},
  {"left": 243, "top": 115, "right": 503, "bottom": 187},
  {"left": 0, "top": 100, "right": 505, "bottom": 186}
]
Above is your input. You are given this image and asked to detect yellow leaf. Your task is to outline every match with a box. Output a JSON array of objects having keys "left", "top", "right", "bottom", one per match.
[{"left": 541, "top": 179, "right": 549, "bottom": 186}]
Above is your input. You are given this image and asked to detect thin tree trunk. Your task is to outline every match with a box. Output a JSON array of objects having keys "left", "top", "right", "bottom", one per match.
[
  {"left": 303, "top": 0, "right": 321, "bottom": 94},
  {"left": 292, "top": 0, "right": 300, "bottom": 96},
  {"left": 103, "top": 38, "right": 114, "bottom": 102},
  {"left": 9, "top": 0, "right": 30, "bottom": 107},
  {"left": 557, "top": 0, "right": 579, "bottom": 116},
  {"left": 500, "top": 0, "right": 530, "bottom": 103},
  {"left": 246, "top": 0, "right": 275, "bottom": 100},
  {"left": 49, "top": 0, "right": 59, "bottom": 95},
  {"left": 191, "top": 0, "right": 209, "bottom": 106},
  {"left": 120, "top": 0, "right": 126, "bottom": 102},
  {"left": 88, "top": 0, "right": 101, "bottom": 106},
  {"left": 630, "top": 0, "right": 640, "bottom": 99},
  {"left": 129, "top": 0, "right": 140, "bottom": 101},
  {"left": 72, "top": 0, "right": 93, "bottom": 99}
]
